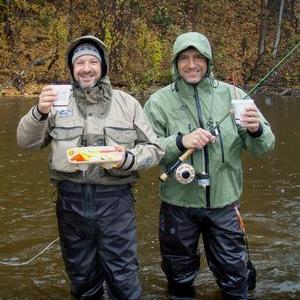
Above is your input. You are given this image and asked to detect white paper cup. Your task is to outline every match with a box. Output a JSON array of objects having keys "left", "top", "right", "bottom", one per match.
[
  {"left": 51, "top": 85, "right": 71, "bottom": 111},
  {"left": 231, "top": 99, "right": 254, "bottom": 125}
]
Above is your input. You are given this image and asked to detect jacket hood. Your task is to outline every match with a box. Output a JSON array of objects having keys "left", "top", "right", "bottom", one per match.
[
  {"left": 67, "top": 35, "right": 109, "bottom": 83},
  {"left": 171, "top": 32, "right": 213, "bottom": 80}
]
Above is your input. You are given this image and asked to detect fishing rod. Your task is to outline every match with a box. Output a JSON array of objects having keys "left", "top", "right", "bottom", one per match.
[
  {"left": 159, "top": 41, "right": 299, "bottom": 182},
  {"left": 243, "top": 41, "right": 300, "bottom": 98},
  {"left": 159, "top": 111, "right": 232, "bottom": 182}
]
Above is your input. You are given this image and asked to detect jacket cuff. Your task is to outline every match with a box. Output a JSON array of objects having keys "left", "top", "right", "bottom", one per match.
[
  {"left": 176, "top": 133, "right": 186, "bottom": 152},
  {"left": 32, "top": 105, "right": 49, "bottom": 121},
  {"left": 119, "top": 151, "right": 135, "bottom": 170},
  {"left": 247, "top": 123, "right": 263, "bottom": 138}
]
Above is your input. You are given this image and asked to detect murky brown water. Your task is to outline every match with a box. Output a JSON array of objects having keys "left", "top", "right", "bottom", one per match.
[{"left": 0, "top": 96, "right": 299, "bottom": 300}]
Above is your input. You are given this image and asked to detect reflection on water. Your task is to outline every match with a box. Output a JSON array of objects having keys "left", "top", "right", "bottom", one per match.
[{"left": 0, "top": 96, "right": 299, "bottom": 299}]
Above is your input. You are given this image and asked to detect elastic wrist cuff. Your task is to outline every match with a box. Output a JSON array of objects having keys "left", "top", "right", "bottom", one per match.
[
  {"left": 176, "top": 133, "right": 186, "bottom": 152},
  {"left": 247, "top": 123, "right": 263, "bottom": 138},
  {"left": 120, "top": 151, "right": 135, "bottom": 170},
  {"left": 33, "top": 105, "right": 48, "bottom": 121}
]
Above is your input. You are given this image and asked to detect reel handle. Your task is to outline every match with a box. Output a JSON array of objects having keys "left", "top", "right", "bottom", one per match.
[{"left": 179, "top": 148, "right": 195, "bottom": 161}]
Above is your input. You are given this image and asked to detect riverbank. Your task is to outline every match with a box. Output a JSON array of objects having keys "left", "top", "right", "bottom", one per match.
[{"left": 1, "top": 83, "right": 299, "bottom": 99}]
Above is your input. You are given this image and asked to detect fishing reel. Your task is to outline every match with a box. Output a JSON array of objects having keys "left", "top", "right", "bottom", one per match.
[
  {"left": 174, "top": 163, "right": 210, "bottom": 188},
  {"left": 175, "top": 163, "right": 195, "bottom": 184}
]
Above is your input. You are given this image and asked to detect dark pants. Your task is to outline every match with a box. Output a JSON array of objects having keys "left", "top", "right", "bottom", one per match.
[
  {"left": 56, "top": 181, "right": 141, "bottom": 300},
  {"left": 159, "top": 202, "right": 249, "bottom": 300}
]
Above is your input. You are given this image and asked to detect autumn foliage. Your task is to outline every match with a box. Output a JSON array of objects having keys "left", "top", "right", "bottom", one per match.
[{"left": 0, "top": 0, "right": 299, "bottom": 96}]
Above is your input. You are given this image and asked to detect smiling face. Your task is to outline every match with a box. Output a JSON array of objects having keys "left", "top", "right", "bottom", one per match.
[
  {"left": 73, "top": 55, "right": 102, "bottom": 88},
  {"left": 177, "top": 48, "right": 208, "bottom": 84}
]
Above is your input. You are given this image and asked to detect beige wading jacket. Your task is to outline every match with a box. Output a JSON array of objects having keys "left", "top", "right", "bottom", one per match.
[{"left": 17, "top": 36, "right": 164, "bottom": 185}]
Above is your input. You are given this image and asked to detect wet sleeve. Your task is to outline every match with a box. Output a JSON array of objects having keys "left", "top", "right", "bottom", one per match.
[
  {"left": 238, "top": 115, "right": 275, "bottom": 156},
  {"left": 120, "top": 100, "right": 164, "bottom": 171},
  {"left": 17, "top": 106, "right": 52, "bottom": 149}
]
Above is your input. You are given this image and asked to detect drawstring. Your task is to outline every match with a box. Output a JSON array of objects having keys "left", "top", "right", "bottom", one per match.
[
  {"left": 234, "top": 206, "right": 251, "bottom": 260},
  {"left": 235, "top": 206, "right": 257, "bottom": 290},
  {"left": 171, "top": 78, "right": 180, "bottom": 92}
]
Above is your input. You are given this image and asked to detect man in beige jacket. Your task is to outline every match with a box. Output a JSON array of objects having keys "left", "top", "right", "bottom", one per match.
[{"left": 17, "top": 35, "right": 164, "bottom": 300}]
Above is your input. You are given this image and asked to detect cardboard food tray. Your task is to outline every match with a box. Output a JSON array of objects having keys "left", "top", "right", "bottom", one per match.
[{"left": 67, "top": 146, "right": 122, "bottom": 164}]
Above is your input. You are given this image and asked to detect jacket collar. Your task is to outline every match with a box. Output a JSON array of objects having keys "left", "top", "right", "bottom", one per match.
[
  {"left": 176, "top": 77, "right": 212, "bottom": 99},
  {"left": 73, "top": 76, "right": 113, "bottom": 117}
]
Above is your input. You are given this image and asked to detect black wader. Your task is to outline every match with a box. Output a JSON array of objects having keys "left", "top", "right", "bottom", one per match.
[
  {"left": 56, "top": 181, "right": 141, "bottom": 300},
  {"left": 159, "top": 201, "right": 249, "bottom": 300}
]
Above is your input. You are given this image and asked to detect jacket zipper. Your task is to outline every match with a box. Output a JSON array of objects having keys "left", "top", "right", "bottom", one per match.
[
  {"left": 218, "top": 126, "right": 225, "bottom": 163},
  {"left": 193, "top": 86, "right": 211, "bottom": 208},
  {"left": 188, "top": 124, "right": 194, "bottom": 165}
]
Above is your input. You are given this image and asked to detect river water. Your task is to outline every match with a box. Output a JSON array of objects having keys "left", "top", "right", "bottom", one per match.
[{"left": 0, "top": 96, "right": 299, "bottom": 300}]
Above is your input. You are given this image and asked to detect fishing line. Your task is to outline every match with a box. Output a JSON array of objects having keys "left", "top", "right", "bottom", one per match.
[{"left": 0, "top": 237, "right": 59, "bottom": 266}]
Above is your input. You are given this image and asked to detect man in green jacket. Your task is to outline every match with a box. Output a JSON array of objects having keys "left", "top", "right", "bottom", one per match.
[
  {"left": 144, "top": 32, "right": 275, "bottom": 299},
  {"left": 17, "top": 35, "right": 164, "bottom": 300}
]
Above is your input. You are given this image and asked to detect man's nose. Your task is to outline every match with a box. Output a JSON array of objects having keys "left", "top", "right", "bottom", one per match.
[
  {"left": 82, "top": 62, "right": 91, "bottom": 71},
  {"left": 187, "top": 58, "right": 196, "bottom": 68}
]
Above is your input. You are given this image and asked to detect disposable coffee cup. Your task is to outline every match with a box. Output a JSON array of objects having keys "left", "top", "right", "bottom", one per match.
[
  {"left": 231, "top": 99, "right": 254, "bottom": 125},
  {"left": 51, "top": 85, "right": 71, "bottom": 111}
]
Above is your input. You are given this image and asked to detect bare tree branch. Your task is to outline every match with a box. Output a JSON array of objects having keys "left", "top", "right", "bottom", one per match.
[{"left": 272, "top": 0, "right": 285, "bottom": 58}]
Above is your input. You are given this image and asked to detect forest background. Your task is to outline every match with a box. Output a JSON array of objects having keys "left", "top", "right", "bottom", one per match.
[{"left": 0, "top": 0, "right": 299, "bottom": 97}]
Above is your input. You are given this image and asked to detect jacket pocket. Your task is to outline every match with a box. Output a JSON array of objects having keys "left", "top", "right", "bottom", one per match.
[
  {"left": 49, "top": 126, "right": 84, "bottom": 173},
  {"left": 104, "top": 126, "right": 137, "bottom": 149}
]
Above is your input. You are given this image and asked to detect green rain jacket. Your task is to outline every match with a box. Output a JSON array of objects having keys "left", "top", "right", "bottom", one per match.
[{"left": 144, "top": 32, "right": 275, "bottom": 208}]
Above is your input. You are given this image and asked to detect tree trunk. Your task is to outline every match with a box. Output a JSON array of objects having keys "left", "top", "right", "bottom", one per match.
[
  {"left": 245, "top": 0, "right": 269, "bottom": 82},
  {"left": 67, "top": 0, "right": 74, "bottom": 40},
  {"left": 258, "top": 0, "right": 269, "bottom": 58},
  {"left": 295, "top": 0, "right": 300, "bottom": 32},
  {"left": 272, "top": 0, "right": 285, "bottom": 58},
  {"left": 3, "top": 0, "right": 13, "bottom": 38}
]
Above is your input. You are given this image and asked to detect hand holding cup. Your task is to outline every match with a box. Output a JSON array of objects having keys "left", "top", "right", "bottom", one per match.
[
  {"left": 38, "top": 85, "right": 58, "bottom": 114},
  {"left": 231, "top": 99, "right": 260, "bottom": 132}
]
